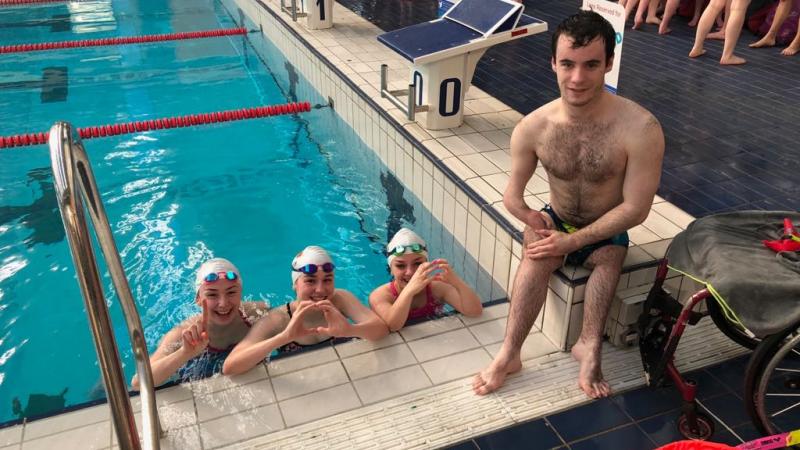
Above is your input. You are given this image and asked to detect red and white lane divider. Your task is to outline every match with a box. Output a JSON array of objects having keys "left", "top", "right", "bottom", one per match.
[
  {"left": 0, "top": 27, "right": 248, "bottom": 54},
  {"left": 0, "top": 102, "right": 312, "bottom": 148}
]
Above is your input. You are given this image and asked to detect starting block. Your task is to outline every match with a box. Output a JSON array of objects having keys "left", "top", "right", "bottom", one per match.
[{"left": 378, "top": 0, "right": 547, "bottom": 130}]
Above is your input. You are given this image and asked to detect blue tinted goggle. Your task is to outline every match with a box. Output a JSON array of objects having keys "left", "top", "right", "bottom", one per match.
[
  {"left": 203, "top": 271, "right": 238, "bottom": 283},
  {"left": 389, "top": 243, "right": 427, "bottom": 257},
  {"left": 292, "top": 262, "right": 335, "bottom": 275}
]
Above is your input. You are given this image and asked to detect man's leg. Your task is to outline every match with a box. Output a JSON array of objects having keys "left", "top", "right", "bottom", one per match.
[
  {"left": 473, "top": 225, "right": 561, "bottom": 395},
  {"left": 571, "top": 245, "right": 627, "bottom": 398}
]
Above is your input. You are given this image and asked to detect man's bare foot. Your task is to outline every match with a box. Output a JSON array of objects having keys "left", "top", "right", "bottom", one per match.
[
  {"left": 689, "top": 47, "right": 706, "bottom": 58},
  {"left": 720, "top": 54, "right": 747, "bottom": 65},
  {"left": 749, "top": 36, "right": 776, "bottom": 48},
  {"left": 571, "top": 339, "right": 610, "bottom": 398},
  {"left": 781, "top": 45, "right": 800, "bottom": 56},
  {"left": 472, "top": 354, "right": 522, "bottom": 395},
  {"left": 688, "top": 17, "right": 699, "bottom": 27},
  {"left": 658, "top": 23, "right": 672, "bottom": 34},
  {"left": 646, "top": 16, "right": 661, "bottom": 25},
  {"left": 708, "top": 30, "right": 725, "bottom": 40},
  {"left": 633, "top": 16, "right": 644, "bottom": 29}
]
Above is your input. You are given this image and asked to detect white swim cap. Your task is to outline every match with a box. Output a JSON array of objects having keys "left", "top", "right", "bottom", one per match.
[
  {"left": 386, "top": 228, "right": 428, "bottom": 265},
  {"left": 194, "top": 258, "right": 242, "bottom": 292},
  {"left": 291, "top": 245, "right": 335, "bottom": 285}
]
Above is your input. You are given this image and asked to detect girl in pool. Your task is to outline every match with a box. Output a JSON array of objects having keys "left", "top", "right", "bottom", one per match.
[
  {"left": 369, "top": 228, "right": 483, "bottom": 332},
  {"left": 131, "top": 258, "right": 267, "bottom": 389},
  {"left": 223, "top": 245, "right": 388, "bottom": 375}
]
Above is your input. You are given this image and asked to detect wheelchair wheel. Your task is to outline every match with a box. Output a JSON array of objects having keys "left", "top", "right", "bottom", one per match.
[
  {"left": 707, "top": 298, "right": 760, "bottom": 350},
  {"left": 744, "top": 321, "right": 800, "bottom": 436},
  {"left": 677, "top": 411, "right": 715, "bottom": 440}
]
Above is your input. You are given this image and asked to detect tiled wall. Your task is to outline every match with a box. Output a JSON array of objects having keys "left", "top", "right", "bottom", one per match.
[
  {"left": 229, "top": 0, "right": 686, "bottom": 353},
  {"left": 233, "top": 0, "right": 519, "bottom": 304}
]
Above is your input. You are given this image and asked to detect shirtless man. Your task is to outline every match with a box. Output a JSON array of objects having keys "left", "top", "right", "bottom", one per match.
[{"left": 473, "top": 10, "right": 664, "bottom": 399}]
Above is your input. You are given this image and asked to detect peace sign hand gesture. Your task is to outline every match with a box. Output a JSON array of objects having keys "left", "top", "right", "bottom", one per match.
[{"left": 181, "top": 299, "right": 209, "bottom": 358}]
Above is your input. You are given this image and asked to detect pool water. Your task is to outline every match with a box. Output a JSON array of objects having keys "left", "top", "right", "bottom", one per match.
[{"left": 0, "top": 0, "right": 495, "bottom": 424}]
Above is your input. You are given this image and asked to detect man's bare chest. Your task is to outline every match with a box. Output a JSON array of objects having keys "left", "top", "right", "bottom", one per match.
[{"left": 538, "top": 123, "right": 624, "bottom": 183}]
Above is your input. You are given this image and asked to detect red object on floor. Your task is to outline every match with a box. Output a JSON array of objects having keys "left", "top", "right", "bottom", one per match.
[
  {"left": 0, "top": 27, "right": 247, "bottom": 54},
  {"left": 657, "top": 441, "right": 735, "bottom": 450},
  {"left": 0, "top": 102, "right": 312, "bottom": 148}
]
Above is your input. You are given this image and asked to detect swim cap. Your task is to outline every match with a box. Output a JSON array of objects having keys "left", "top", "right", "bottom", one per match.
[
  {"left": 194, "top": 258, "right": 242, "bottom": 292},
  {"left": 291, "top": 246, "right": 334, "bottom": 285},
  {"left": 386, "top": 228, "right": 428, "bottom": 265}
]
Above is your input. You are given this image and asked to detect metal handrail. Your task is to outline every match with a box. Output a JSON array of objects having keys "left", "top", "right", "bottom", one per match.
[{"left": 48, "top": 122, "right": 162, "bottom": 450}]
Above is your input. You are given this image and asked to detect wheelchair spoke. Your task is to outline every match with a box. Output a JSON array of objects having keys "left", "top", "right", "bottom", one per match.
[
  {"left": 769, "top": 400, "right": 800, "bottom": 418},
  {"left": 775, "top": 367, "right": 800, "bottom": 373},
  {"left": 766, "top": 393, "right": 800, "bottom": 397}
]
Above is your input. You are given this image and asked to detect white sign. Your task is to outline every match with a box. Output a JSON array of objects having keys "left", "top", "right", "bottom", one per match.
[{"left": 582, "top": 0, "right": 625, "bottom": 94}]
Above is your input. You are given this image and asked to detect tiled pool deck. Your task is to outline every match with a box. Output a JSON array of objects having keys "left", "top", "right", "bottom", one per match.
[{"left": 3, "top": 0, "right": 798, "bottom": 448}]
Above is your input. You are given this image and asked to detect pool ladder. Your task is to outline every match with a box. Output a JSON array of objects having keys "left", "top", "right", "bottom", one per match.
[{"left": 49, "top": 122, "right": 163, "bottom": 450}]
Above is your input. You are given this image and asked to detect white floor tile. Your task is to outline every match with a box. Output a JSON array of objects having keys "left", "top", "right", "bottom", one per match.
[
  {"left": 266, "top": 347, "right": 338, "bottom": 377},
  {"left": 341, "top": 344, "right": 417, "bottom": 379},
  {"left": 468, "top": 317, "right": 507, "bottom": 345},
  {"left": 407, "top": 328, "right": 480, "bottom": 362},
  {"left": 421, "top": 348, "right": 493, "bottom": 384},
  {"left": 271, "top": 361, "right": 349, "bottom": 401},
  {"left": 278, "top": 384, "right": 361, "bottom": 427},
  {"left": 460, "top": 302, "right": 509, "bottom": 326},
  {"left": 199, "top": 404, "right": 284, "bottom": 449},
  {"left": 334, "top": 333, "right": 404, "bottom": 358},
  {"left": 352, "top": 365, "right": 433, "bottom": 404},
  {"left": 399, "top": 315, "right": 464, "bottom": 341},
  {"left": 159, "top": 425, "right": 201, "bottom": 450},
  {"left": 22, "top": 421, "right": 110, "bottom": 450},
  {"left": 23, "top": 405, "right": 108, "bottom": 440},
  {"left": 191, "top": 365, "right": 268, "bottom": 396},
  {"left": 195, "top": 379, "right": 275, "bottom": 422},
  {"left": 0, "top": 425, "right": 20, "bottom": 448}
]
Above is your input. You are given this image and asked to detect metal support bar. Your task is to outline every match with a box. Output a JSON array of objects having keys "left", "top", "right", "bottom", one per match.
[
  {"left": 49, "top": 122, "right": 162, "bottom": 450},
  {"left": 380, "top": 64, "right": 427, "bottom": 122},
  {"left": 280, "top": 0, "right": 306, "bottom": 21}
]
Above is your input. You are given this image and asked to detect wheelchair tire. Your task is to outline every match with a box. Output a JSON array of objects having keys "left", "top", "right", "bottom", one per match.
[
  {"left": 744, "top": 321, "right": 800, "bottom": 437},
  {"left": 707, "top": 298, "right": 760, "bottom": 350}
]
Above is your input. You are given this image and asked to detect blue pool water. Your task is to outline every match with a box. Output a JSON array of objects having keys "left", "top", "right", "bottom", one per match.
[{"left": 0, "top": 0, "right": 496, "bottom": 424}]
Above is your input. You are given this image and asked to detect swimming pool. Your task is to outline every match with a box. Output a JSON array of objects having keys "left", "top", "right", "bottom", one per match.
[{"left": 0, "top": 0, "right": 498, "bottom": 424}]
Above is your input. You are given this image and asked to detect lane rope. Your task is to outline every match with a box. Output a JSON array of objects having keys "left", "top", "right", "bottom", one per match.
[
  {"left": 0, "top": 27, "right": 248, "bottom": 54},
  {"left": 0, "top": 102, "right": 312, "bottom": 148}
]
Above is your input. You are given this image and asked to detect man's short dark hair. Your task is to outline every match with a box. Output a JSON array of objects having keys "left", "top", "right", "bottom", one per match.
[{"left": 551, "top": 10, "right": 616, "bottom": 63}]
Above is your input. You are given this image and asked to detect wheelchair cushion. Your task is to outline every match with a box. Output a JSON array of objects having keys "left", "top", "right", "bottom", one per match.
[{"left": 667, "top": 210, "right": 800, "bottom": 338}]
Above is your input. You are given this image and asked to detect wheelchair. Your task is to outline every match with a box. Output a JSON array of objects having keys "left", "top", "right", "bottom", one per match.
[{"left": 637, "top": 211, "right": 800, "bottom": 441}]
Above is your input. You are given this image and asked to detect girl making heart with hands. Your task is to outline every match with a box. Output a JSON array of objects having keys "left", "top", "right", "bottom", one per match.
[{"left": 223, "top": 246, "right": 388, "bottom": 375}]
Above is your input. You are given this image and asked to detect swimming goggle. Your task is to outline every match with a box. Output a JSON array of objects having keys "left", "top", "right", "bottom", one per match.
[
  {"left": 292, "top": 262, "right": 335, "bottom": 275},
  {"left": 389, "top": 243, "right": 427, "bottom": 256},
  {"left": 203, "top": 271, "right": 238, "bottom": 283}
]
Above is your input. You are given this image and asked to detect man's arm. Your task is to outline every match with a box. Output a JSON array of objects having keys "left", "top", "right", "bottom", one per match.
[
  {"left": 504, "top": 114, "right": 549, "bottom": 229},
  {"left": 568, "top": 114, "right": 665, "bottom": 249}
]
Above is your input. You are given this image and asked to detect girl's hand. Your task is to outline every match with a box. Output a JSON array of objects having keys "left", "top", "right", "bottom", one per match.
[
  {"left": 403, "top": 261, "right": 441, "bottom": 295},
  {"left": 282, "top": 301, "right": 318, "bottom": 341},
  {"left": 314, "top": 301, "right": 352, "bottom": 337},
  {"left": 431, "top": 258, "right": 456, "bottom": 285},
  {"left": 180, "top": 299, "right": 209, "bottom": 358}
]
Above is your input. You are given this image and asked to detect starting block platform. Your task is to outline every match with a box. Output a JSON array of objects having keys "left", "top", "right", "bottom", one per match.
[{"left": 378, "top": 0, "right": 547, "bottom": 129}]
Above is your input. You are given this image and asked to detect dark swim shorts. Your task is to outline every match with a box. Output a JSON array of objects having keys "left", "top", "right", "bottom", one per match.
[{"left": 541, "top": 204, "right": 629, "bottom": 266}]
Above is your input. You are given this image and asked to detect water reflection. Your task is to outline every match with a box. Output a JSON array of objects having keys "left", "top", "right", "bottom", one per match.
[{"left": 0, "top": 168, "right": 64, "bottom": 248}]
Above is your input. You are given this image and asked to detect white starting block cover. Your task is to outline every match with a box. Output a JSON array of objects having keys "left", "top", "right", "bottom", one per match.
[{"left": 378, "top": 0, "right": 547, "bottom": 129}]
